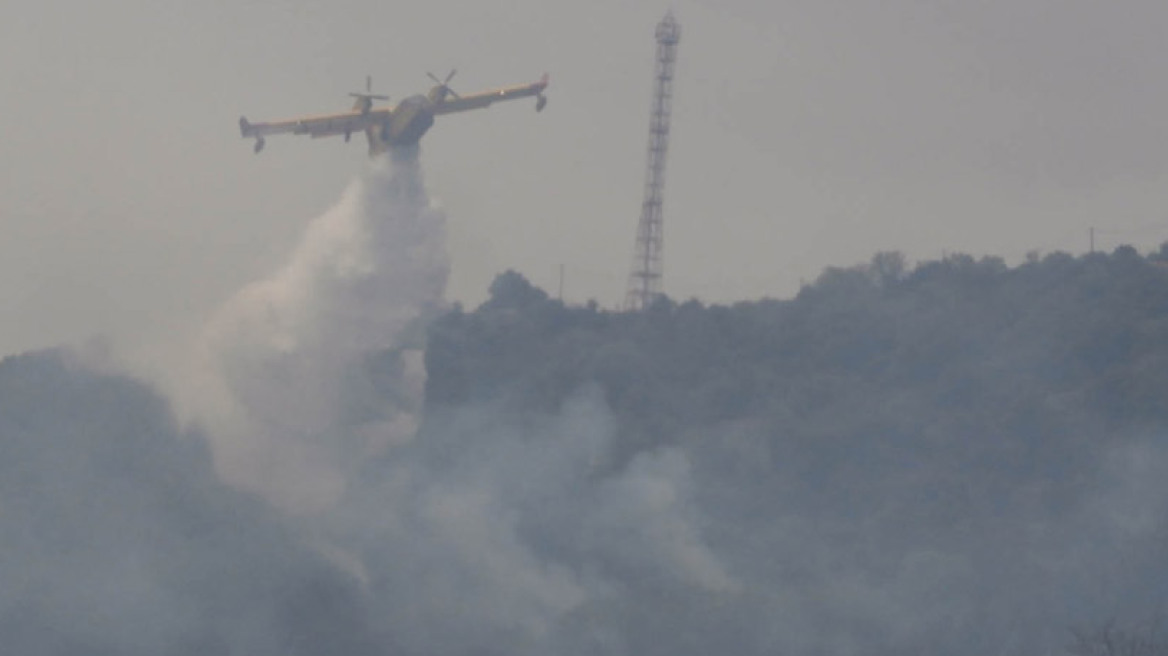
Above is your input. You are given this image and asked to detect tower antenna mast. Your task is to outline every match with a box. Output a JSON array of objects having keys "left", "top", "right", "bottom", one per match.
[{"left": 625, "top": 11, "right": 680, "bottom": 311}]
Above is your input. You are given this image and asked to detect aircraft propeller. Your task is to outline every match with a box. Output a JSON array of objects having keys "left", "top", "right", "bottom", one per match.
[
  {"left": 349, "top": 75, "right": 390, "bottom": 103},
  {"left": 426, "top": 69, "right": 461, "bottom": 99}
]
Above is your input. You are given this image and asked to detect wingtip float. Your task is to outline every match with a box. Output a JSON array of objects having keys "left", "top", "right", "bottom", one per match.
[{"left": 239, "top": 71, "right": 549, "bottom": 157}]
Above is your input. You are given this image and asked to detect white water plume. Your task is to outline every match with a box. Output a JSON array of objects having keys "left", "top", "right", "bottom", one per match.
[
  {"left": 191, "top": 148, "right": 448, "bottom": 514},
  {"left": 163, "top": 146, "right": 739, "bottom": 653}
]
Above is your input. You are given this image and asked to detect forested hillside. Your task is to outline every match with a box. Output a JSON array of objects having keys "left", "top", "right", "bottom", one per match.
[
  {"left": 6, "top": 246, "right": 1168, "bottom": 656},
  {"left": 419, "top": 246, "right": 1168, "bottom": 654},
  {"left": 428, "top": 246, "right": 1168, "bottom": 460}
]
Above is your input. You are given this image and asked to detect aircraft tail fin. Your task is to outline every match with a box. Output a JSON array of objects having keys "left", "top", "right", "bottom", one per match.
[{"left": 239, "top": 116, "right": 252, "bottom": 137}]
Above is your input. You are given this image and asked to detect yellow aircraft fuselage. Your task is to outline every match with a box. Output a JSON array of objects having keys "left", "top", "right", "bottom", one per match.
[{"left": 371, "top": 95, "right": 435, "bottom": 153}]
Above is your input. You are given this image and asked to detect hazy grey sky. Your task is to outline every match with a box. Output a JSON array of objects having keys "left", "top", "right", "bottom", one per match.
[{"left": 3, "top": 0, "right": 1168, "bottom": 362}]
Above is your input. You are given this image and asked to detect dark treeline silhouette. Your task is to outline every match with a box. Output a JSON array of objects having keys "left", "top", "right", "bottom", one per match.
[
  {"left": 428, "top": 247, "right": 1168, "bottom": 465},
  {"left": 420, "top": 246, "right": 1168, "bottom": 653}
]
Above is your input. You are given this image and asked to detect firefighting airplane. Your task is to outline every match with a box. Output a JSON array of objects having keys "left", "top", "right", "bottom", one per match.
[{"left": 239, "top": 70, "right": 549, "bottom": 156}]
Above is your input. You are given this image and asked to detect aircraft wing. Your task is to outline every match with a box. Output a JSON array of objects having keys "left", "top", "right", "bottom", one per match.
[
  {"left": 431, "top": 74, "right": 549, "bottom": 115},
  {"left": 239, "top": 107, "right": 392, "bottom": 140}
]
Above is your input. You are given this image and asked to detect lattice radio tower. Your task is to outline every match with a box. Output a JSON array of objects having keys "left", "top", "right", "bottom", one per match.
[{"left": 624, "top": 11, "right": 680, "bottom": 311}]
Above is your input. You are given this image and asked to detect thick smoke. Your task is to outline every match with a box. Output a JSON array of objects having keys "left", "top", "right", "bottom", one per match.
[
  {"left": 8, "top": 145, "right": 1168, "bottom": 655},
  {"left": 176, "top": 147, "right": 733, "bottom": 653},
  {"left": 329, "top": 388, "right": 738, "bottom": 656}
]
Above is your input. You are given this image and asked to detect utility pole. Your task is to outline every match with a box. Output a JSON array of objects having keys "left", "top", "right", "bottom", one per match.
[{"left": 624, "top": 11, "right": 680, "bottom": 311}]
